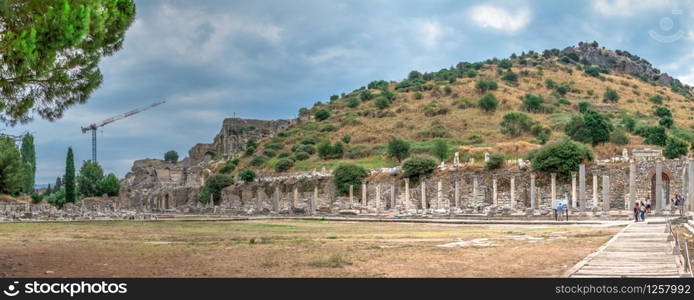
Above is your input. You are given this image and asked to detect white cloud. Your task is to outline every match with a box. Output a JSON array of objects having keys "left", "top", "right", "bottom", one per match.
[
  {"left": 592, "top": 0, "right": 667, "bottom": 17},
  {"left": 470, "top": 5, "right": 531, "bottom": 33},
  {"left": 417, "top": 19, "right": 444, "bottom": 48}
]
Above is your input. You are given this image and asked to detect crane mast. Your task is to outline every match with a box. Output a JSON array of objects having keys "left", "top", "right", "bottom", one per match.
[{"left": 81, "top": 100, "right": 166, "bottom": 162}]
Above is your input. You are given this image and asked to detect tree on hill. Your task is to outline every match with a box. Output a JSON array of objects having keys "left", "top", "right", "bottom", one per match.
[
  {"left": 565, "top": 110, "right": 612, "bottom": 145},
  {"left": 97, "top": 173, "right": 120, "bottom": 196},
  {"left": 238, "top": 169, "right": 256, "bottom": 183},
  {"left": 431, "top": 139, "right": 449, "bottom": 161},
  {"left": 521, "top": 94, "right": 545, "bottom": 112},
  {"left": 475, "top": 80, "right": 498, "bottom": 93},
  {"left": 198, "top": 174, "right": 234, "bottom": 204},
  {"left": 387, "top": 138, "right": 410, "bottom": 162},
  {"left": 486, "top": 153, "right": 505, "bottom": 170},
  {"left": 77, "top": 160, "right": 104, "bottom": 197},
  {"left": 64, "top": 147, "right": 76, "bottom": 204},
  {"left": 500, "top": 112, "right": 533, "bottom": 137},
  {"left": 0, "top": 137, "right": 25, "bottom": 195},
  {"left": 164, "top": 150, "right": 179, "bottom": 163},
  {"left": 479, "top": 93, "right": 498, "bottom": 112},
  {"left": 314, "top": 109, "right": 330, "bottom": 121},
  {"left": 332, "top": 164, "right": 369, "bottom": 196},
  {"left": 527, "top": 139, "right": 594, "bottom": 179},
  {"left": 20, "top": 133, "right": 35, "bottom": 193},
  {"left": 603, "top": 87, "right": 620, "bottom": 103},
  {"left": 401, "top": 156, "right": 437, "bottom": 182},
  {"left": 0, "top": 0, "right": 136, "bottom": 125},
  {"left": 663, "top": 136, "right": 689, "bottom": 159}
]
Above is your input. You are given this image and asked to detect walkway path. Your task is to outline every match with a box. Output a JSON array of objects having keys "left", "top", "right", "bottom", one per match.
[{"left": 566, "top": 220, "right": 682, "bottom": 277}]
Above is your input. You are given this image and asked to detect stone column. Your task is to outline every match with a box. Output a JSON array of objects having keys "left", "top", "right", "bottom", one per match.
[
  {"left": 592, "top": 174, "right": 598, "bottom": 208},
  {"left": 421, "top": 181, "right": 427, "bottom": 211},
  {"left": 312, "top": 186, "right": 318, "bottom": 215},
  {"left": 273, "top": 186, "right": 280, "bottom": 213},
  {"left": 375, "top": 184, "right": 381, "bottom": 212},
  {"left": 510, "top": 176, "right": 516, "bottom": 209},
  {"left": 688, "top": 159, "right": 694, "bottom": 212},
  {"left": 454, "top": 180, "right": 460, "bottom": 209},
  {"left": 579, "top": 164, "right": 586, "bottom": 212},
  {"left": 404, "top": 178, "right": 410, "bottom": 210},
  {"left": 437, "top": 181, "right": 442, "bottom": 209},
  {"left": 349, "top": 185, "right": 354, "bottom": 208},
  {"left": 492, "top": 177, "right": 498, "bottom": 206},
  {"left": 390, "top": 183, "right": 395, "bottom": 210},
  {"left": 550, "top": 173, "right": 557, "bottom": 205},
  {"left": 473, "top": 176, "right": 479, "bottom": 203},
  {"left": 362, "top": 183, "right": 367, "bottom": 207},
  {"left": 602, "top": 175, "right": 610, "bottom": 211},
  {"left": 628, "top": 161, "right": 636, "bottom": 211},
  {"left": 571, "top": 172, "right": 577, "bottom": 210},
  {"left": 656, "top": 161, "right": 663, "bottom": 214},
  {"left": 293, "top": 187, "right": 298, "bottom": 213},
  {"left": 530, "top": 173, "right": 536, "bottom": 209}
]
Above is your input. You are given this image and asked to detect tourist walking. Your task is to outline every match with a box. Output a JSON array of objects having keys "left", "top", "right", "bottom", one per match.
[
  {"left": 640, "top": 203, "right": 646, "bottom": 221},
  {"left": 633, "top": 202, "right": 640, "bottom": 222},
  {"left": 556, "top": 202, "right": 564, "bottom": 221},
  {"left": 646, "top": 198, "right": 652, "bottom": 213}
]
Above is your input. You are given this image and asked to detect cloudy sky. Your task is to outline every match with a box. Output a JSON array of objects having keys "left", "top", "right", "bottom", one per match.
[{"left": 6, "top": 0, "right": 694, "bottom": 185}]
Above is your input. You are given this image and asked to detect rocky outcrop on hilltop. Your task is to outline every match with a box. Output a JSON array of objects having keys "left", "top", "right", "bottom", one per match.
[
  {"left": 118, "top": 117, "right": 297, "bottom": 210},
  {"left": 560, "top": 42, "right": 677, "bottom": 86}
]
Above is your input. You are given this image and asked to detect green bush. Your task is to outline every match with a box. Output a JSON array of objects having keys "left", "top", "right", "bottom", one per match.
[
  {"left": 531, "top": 124, "right": 551, "bottom": 144},
  {"left": 198, "top": 174, "right": 234, "bottom": 204},
  {"left": 649, "top": 95, "right": 664, "bottom": 104},
  {"left": 418, "top": 123, "right": 451, "bottom": 138},
  {"left": 293, "top": 151, "right": 310, "bottom": 161},
  {"left": 274, "top": 158, "right": 294, "bottom": 172},
  {"left": 527, "top": 139, "right": 594, "bottom": 179},
  {"left": 621, "top": 115, "right": 636, "bottom": 132},
  {"left": 164, "top": 150, "right": 179, "bottom": 163},
  {"left": 659, "top": 116, "right": 674, "bottom": 128},
  {"left": 345, "top": 145, "right": 372, "bottom": 159},
  {"left": 97, "top": 173, "right": 120, "bottom": 197},
  {"left": 293, "top": 144, "right": 316, "bottom": 154},
  {"left": 300, "top": 137, "right": 317, "bottom": 145},
  {"left": 262, "top": 149, "right": 277, "bottom": 157},
  {"left": 314, "top": 109, "right": 331, "bottom": 121},
  {"left": 423, "top": 102, "right": 448, "bottom": 116},
  {"left": 265, "top": 143, "right": 282, "bottom": 151},
  {"left": 332, "top": 164, "right": 369, "bottom": 196},
  {"left": 663, "top": 136, "right": 689, "bottom": 159},
  {"left": 500, "top": 112, "right": 533, "bottom": 136},
  {"left": 414, "top": 92, "right": 423, "bottom": 100},
  {"left": 239, "top": 169, "right": 257, "bottom": 182},
  {"left": 401, "top": 156, "right": 437, "bottom": 181},
  {"left": 387, "top": 138, "right": 410, "bottom": 162},
  {"left": 431, "top": 139, "right": 449, "bottom": 161},
  {"left": 501, "top": 71, "right": 518, "bottom": 84},
  {"left": 374, "top": 96, "right": 391, "bottom": 109},
  {"left": 603, "top": 87, "right": 619, "bottom": 103},
  {"left": 278, "top": 151, "right": 291, "bottom": 158},
  {"left": 565, "top": 110, "right": 612, "bottom": 145},
  {"left": 610, "top": 128, "right": 630, "bottom": 145},
  {"left": 479, "top": 93, "right": 498, "bottom": 112},
  {"left": 341, "top": 135, "right": 351, "bottom": 144},
  {"left": 250, "top": 155, "right": 268, "bottom": 167},
  {"left": 219, "top": 159, "right": 238, "bottom": 174},
  {"left": 637, "top": 126, "right": 667, "bottom": 146},
  {"left": 521, "top": 94, "right": 544, "bottom": 112},
  {"left": 347, "top": 97, "right": 360, "bottom": 108},
  {"left": 486, "top": 153, "right": 505, "bottom": 169},
  {"left": 578, "top": 102, "right": 591, "bottom": 113},
  {"left": 475, "top": 79, "right": 498, "bottom": 93},
  {"left": 317, "top": 141, "right": 344, "bottom": 160}
]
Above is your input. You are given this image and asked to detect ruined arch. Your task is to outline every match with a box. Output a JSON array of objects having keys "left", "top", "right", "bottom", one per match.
[{"left": 646, "top": 168, "right": 673, "bottom": 208}]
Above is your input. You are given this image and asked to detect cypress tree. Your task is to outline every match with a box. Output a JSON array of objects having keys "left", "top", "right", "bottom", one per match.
[
  {"left": 64, "top": 147, "right": 76, "bottom": 204},
  {"left": 20, "top": 133, "right": 36, "bottom": 193}
]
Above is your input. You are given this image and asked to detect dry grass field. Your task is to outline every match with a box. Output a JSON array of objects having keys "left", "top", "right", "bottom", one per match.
[{"left": 0, "top": 220, "right": 622, "bottom": 277}]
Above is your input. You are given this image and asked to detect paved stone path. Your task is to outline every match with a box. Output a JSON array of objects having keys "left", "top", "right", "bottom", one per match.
[{"left": 567, "top": 220, "right": 682, "bottom": 277}]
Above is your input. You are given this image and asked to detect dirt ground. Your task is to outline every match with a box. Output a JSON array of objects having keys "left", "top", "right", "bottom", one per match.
[{"left": 0, "top": 220, "right": 622, "bottom": 277}]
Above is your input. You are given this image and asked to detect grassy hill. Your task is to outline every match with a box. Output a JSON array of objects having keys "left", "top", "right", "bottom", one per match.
[{"left": 222, "top": 42, "right": 694, "bottom": 175}]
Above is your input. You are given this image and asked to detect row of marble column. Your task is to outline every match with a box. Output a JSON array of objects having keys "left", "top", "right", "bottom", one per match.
[{"left": 265, "top": 159, "right": 694, "bottom": 215}]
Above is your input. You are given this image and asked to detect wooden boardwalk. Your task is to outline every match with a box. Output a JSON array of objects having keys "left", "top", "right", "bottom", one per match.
[{"left": 566, "top": 221, "right": 682, "bottom": 278}]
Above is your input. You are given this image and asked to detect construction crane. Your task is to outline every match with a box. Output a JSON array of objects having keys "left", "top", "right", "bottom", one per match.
[{"left": 81, "top": 100, "right": 166, "bottom": 162}]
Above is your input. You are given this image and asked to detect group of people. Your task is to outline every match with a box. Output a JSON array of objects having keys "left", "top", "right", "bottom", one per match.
[{"left": 633, "top": 194, "right": 686, "bottom": 222}]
